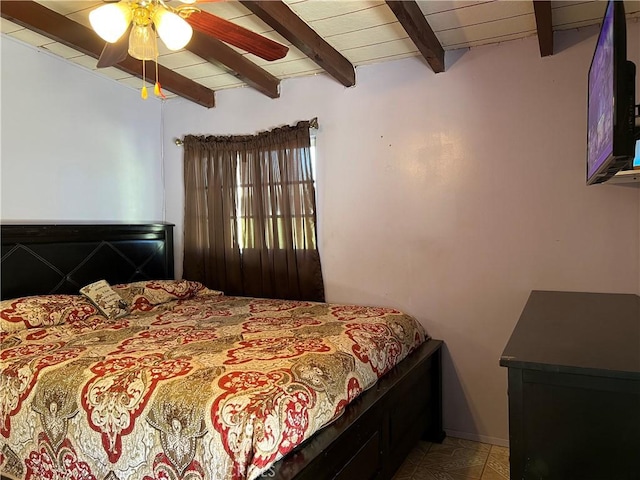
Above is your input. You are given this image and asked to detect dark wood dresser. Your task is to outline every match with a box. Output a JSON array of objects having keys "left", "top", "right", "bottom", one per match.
[{"left": 500, "top": 290, "right": 640, "bottom": 480}]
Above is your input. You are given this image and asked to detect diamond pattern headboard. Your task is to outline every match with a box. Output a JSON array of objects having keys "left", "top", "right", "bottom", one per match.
[{"left": 1, "top": 223, "right": 174, "bottom": 300}]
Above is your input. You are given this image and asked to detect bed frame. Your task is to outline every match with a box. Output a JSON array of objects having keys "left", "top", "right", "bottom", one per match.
[{"left": 0, "top": 222, "right": 444, "bottom": 480}]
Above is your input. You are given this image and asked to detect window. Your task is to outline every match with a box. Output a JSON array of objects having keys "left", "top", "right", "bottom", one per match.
[{"left": 234, "top": 138, "right": 317, "bottom": 251}]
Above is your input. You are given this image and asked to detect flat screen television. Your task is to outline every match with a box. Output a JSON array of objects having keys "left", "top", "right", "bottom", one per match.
[{"left": 586, "top": 0, "right": 637, "bottom": 185}]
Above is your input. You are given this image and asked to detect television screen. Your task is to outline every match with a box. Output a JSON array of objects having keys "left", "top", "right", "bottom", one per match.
[
  {"left": 586, "top": 1, "right": 614, "bottom": 181},
  {"left": 585, "top": 0, "right": 636, "bottom": 185}
]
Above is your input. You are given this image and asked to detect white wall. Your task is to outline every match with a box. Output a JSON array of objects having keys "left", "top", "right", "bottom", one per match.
[
  {"left": 1, "top": 36, "right": 164, "bottom": 221},
  {"left": 163, "top": 22, "right": 640, "bottom": 445}
]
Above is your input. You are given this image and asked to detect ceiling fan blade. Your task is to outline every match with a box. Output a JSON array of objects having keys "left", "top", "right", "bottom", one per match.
[
  {"left": 185, "top": 11, "right": 288, "bottom": 61},
  {"left": 96, "top": 25, "right": 131, "bottom": 68}
]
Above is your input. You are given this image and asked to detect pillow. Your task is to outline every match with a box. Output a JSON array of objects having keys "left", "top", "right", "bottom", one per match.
[
  {"left": 113, "top": 279, "right": 222, "bottom": 313},
  {"left": 0, "top": 294, "right": 101, "bottom": 333},
  {"left": 80, "top": 280, "right": 129, "bottom": 319}
]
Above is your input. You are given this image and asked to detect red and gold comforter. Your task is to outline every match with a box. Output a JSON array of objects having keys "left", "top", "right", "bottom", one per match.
[{"left": 1, "top": 286, "right": 426, "bottom": 480}]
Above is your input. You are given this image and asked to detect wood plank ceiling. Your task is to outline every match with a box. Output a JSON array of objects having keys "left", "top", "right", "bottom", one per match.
[{"left": 2, "top": 1, "right": 640, "bottom": 108}]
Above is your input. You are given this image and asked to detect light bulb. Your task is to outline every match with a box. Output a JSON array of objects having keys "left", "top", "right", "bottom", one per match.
[
  {"left": 128, "top": 24, "right": 158, "bottom": 61},
  {"left": 153, "top": 7, "right": 193, "bottom": 51},
  {"left": 89, "top": 2, "right": 132, "bottom": 43}
]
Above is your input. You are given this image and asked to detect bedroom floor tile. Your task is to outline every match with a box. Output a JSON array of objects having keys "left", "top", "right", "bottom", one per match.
[{"left": 393, "top": 438, "right": 509, "bottom": 480}]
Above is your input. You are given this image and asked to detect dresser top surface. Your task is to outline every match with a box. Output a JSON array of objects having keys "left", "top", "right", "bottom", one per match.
[{"left": 500, "top": 290, "right": 640, "bottom": 379}]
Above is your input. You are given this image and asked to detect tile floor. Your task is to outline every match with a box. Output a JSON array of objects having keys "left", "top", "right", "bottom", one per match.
[{"left": 393, "top": 437, "right": 510, "bottom": 480}]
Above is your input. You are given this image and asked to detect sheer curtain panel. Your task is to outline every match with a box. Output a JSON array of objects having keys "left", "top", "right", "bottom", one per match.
[{"left": 182, "top": 121, "right": 324, "bottom": 302}]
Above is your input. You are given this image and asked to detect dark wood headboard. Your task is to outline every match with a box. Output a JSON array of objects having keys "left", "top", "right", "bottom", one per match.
[{"left": 1, "top": 223, "right": 174, "bottom": 300}]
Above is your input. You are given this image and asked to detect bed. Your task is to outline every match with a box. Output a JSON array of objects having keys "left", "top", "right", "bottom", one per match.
[{"left": 0, "top": 223, "right": 444, "bottom": 480}]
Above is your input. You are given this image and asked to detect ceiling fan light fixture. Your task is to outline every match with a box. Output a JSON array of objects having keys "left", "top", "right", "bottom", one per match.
[
  {"left": 128, "top": 24, "right": 158, "bottom": 61},
  {"left": 153, "top": 7, "right": 193, "bottom": 51},
  {"left": 89, "top": 2, "right": 132, "bottom": 43}
]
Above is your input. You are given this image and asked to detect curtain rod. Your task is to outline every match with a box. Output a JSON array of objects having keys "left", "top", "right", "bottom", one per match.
[{"left": 174, "top": 117, "right": 318, "bottom": 146}]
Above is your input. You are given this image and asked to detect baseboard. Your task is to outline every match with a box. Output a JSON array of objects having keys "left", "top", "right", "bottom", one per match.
[{"left": 444, "top": 429, "right": 509, "bottom": 447}]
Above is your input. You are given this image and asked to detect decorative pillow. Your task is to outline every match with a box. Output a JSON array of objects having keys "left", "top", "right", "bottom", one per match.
[
  {"left": 0, "top": 294, "right": 101, "bottom": 333},
  {"left": 80, "top": 280, "right": 129, "bottom": 319},
  {"left": 113, "top": 279, "right": 223, "bottom": 313}
]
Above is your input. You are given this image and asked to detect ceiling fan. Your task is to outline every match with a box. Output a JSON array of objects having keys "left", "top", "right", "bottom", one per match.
[{"left": 90, "top": 0, "right": 289, "bottom": 70}]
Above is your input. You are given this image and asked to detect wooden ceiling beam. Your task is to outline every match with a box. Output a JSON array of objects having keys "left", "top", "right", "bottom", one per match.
[
  {"left": 0, "top": 0, "right": 216, "bottom": 108},
  {"left": 533, "top": 0, "right": 554, "bottom": 57},
  {"left": 239, "top": 1, "right": 356, "bottom": 87},
  {"left": 385, "top": 0, "right": 444, "bottom": 73},
  {"left": 188, "top": 31, "right": 280, "bottom": 99}
]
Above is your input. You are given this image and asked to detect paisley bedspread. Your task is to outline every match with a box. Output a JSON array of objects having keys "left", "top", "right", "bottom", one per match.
[{"left": 1, "top": 290, "right": 426, "bottom": 480}]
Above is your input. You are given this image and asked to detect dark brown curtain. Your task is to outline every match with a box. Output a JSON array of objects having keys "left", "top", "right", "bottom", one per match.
[{"left": 183, "top": 121, "right": 324, "bottom": 302}]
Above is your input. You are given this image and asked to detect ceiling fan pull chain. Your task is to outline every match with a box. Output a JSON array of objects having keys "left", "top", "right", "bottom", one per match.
[
  {"left": 141, "top": 59, "right": 148, "bottom": 100},
  {"left": 154, "top": 58, "right": 166, "bottom": 99}
]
